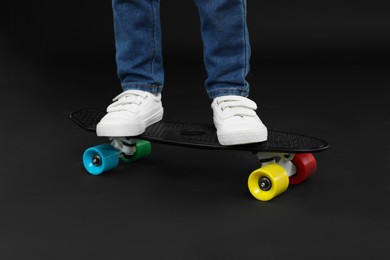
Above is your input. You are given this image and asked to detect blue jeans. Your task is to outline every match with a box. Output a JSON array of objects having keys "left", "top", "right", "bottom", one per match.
[{"left": 112, "top": 0, "right": 251, "bottom": 99}]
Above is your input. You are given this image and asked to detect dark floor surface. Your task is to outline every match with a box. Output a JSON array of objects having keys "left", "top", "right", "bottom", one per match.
[{"left": 1, "top": 41, "right": 390, "bottom": 259}]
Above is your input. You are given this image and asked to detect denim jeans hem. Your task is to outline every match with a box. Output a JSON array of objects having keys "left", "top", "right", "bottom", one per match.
[
  {"left": 207, "top": 87, "right": 249, "bottom": 99},
  {"left": 122, "top": 83, "right": 163, "bottom": 95}
]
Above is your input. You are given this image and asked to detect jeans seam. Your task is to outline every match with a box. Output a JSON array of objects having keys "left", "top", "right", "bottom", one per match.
[
  {"left": 241, "top": 0, "right": 248, "bottom": 88},
  {"left": 151, "top": 0, "right": 158, "bottom": 85}
]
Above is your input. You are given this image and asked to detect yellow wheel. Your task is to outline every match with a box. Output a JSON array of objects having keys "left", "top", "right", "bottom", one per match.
[{"left": 248, "top": 164, "right": 289, "bottom": 201}]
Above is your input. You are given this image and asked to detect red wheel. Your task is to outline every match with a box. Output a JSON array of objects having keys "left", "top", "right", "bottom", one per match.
[{"left": 289, "top": 153, "right": 317, "bottom": 185}]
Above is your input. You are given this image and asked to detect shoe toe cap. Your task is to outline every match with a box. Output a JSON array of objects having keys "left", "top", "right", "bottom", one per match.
[{"left": 218, "top": 116, "right": 266, "bottom": 132}]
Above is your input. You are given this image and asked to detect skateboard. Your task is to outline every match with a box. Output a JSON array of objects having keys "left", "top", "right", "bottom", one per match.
[{"left": 70, "top": 108, "right": 329, "bottom": 201}]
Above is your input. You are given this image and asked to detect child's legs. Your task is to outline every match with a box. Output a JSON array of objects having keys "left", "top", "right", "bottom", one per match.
[
  {"left": 194, "top": 0, "right": 251, "bottom": 99},
  {"left": 112, "top": 0, "right": 164, "bottom": 95}
]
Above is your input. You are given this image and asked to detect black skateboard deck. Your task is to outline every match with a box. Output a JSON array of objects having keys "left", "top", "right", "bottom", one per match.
[
  {"left": 70, "top": 108, "right": 329, "bottom": 153},
  {"left": 70, "top": 108, "right": 329, "bottom": 202}
]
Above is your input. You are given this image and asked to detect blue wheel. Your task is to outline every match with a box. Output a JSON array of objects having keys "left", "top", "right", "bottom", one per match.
[{"left": 83, "top": 144, "right": 119, "bottom": 175}]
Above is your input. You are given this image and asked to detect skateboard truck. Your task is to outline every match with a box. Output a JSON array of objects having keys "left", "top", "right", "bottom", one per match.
[
  {"left": 110, "top": 137, "right": 137, "bottom": 157},
  {"left": 256, "top": 152, "right": 296, "bottom": 178}
]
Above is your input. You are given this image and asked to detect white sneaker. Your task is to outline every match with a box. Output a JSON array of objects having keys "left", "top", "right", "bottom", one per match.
[
  {"left": 211, "top": 95, "right": 268, "bottom": 145},
  {"left": 96, "top": 90, "right": 163, "bottom": 137}
]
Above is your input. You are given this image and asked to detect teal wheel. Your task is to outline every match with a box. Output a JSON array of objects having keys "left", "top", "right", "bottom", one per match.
[
  {"left": 121, "top": 139, "right": 151, "bottom": 164},
  {"left": 83, "top": 144, "right": 119, "bottom": 175}
]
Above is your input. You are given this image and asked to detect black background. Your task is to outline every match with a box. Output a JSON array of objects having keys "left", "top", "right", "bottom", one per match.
[
  {"left": 1, "top": 1, "right": 390, "bottom": 259},
  {"left": 3, "top": 0, "right": 390, "bottom": 60}
]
